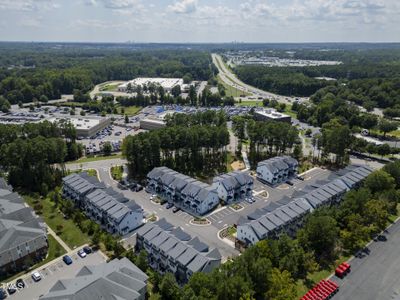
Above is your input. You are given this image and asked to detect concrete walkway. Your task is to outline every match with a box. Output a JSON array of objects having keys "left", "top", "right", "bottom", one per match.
[
  {"left": 46, "top": 226, "right": 72, "bottom": 252},
  {"left": 242, "top": 151, "right": 251, "bottom": 170}
]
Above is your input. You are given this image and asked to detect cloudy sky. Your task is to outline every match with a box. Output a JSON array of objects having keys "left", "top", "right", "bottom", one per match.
[{"left": 0, "top": 0, "right": 399, "bottom": 42}]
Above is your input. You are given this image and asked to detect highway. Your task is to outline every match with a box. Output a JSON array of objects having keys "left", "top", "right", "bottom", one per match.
[{"left": 212, "top": 53, "right": 309, "bottom": 105}]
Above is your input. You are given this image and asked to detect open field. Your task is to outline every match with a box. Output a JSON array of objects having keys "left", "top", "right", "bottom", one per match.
[
  {"left": 121, "top": 105, "right": 142, "bottom": 116},
  {"left": 66, "top": 154, "right": 123, "bottom": 164},
  {"left": 217, "top": 74, "right": 251, "bottom": 97}
]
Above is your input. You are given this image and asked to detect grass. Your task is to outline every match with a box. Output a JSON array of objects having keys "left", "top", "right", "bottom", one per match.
[
  {"left": 1, "top": 235, "right": 66, "bottom": 283},
  {"left": 236, "top": 100, "right": 263, "bottom": 107},
  {"left": 121, "top": 106, "right": 142, "bottom": 116},
  {"left": 217, "top": 74, "right": 251, "bottom": 98},
  {"left": 69, "top": 168, "right": 98, "bottom": 178},
  {"left": 66, "top": 153, "right": 123, "bottom": 164},
  {"left": 25, "top": 196, "right": 91, "bottom": 249},
  {"left": 100, "top": 83, "right": 120, "bottom": 92},
  {"left": 58, "top": 102, "right": 86, "bottom": 107},
  {"left": 111, "top": 165, "right": 124, "bottom": 181},
  {"left": 226, "top": 153, "right": 236, "bottom": 172}
]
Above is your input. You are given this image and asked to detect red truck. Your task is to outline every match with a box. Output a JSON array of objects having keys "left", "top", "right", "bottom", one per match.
[{"left": 335, "top": 262, "right": 351, "bottom": 278}]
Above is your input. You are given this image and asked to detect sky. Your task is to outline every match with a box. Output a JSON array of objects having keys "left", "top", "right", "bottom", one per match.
[{"left": 0, "top": 0, "right": 399, "bottom": 43}]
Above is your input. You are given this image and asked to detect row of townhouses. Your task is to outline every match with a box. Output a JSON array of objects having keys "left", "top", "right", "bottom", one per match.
[
  {"left": 237, "top": 165, "right": 373, "bottom": 246},
  {"left": 136, "top": 218, "right": 221, "bottom": 283},
  {"left": 41, "top": 258, "right": 148, "bottom": 300},
  {"left": 62, "top": 173, "right": 144, "bottom": 235},
  {"left": 256, "top": 156, "right": 299, "bottom": 185},
  {"left": 212, "top": 171, "right": 254, "bottom": 204},
  {"left": 0, "top": 178, "right": 48, "bottom": 276},
  {"left": 146, "top": 167, "right": 219, "bottom": 216}
]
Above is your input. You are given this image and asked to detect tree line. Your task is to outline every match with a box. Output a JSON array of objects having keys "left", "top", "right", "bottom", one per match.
[
  {"left": 123, "top": 111, "right": 230, "bottom": 181},
  {"left": 0, "top": 121, "right": 83, "bottom": 194}
]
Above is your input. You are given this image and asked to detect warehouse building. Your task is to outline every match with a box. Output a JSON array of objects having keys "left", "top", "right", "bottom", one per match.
[
  {"left": 118, "top": 77, "right": 184, "bottom": 93},
  {"left": 48, "top": 116, "right": 111, "bottom": 138},
  {"left": 136, "top": 218, "right": 221, "bottom": 283},
  {"left": 40, "top": 258, "right": 148, "bottom": 300},
  {"left": 139, "top": 118, "right": 166, "bottom": 131},
  {"left": 254, "top": 109, "right": 291, "bottom": 123}
]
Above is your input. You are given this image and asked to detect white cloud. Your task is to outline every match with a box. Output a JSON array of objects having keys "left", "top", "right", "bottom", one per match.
[
  {"left": 168, "top": 0, "right": 197, "bottom": 14},
  {"left": 86, "top": 0, "right": 142, "bottom": 9},
  {"left": 0, "top": 0, "right": 58, "bottom": 11}
]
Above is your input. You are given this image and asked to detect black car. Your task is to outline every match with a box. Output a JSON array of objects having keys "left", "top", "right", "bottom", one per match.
[
  {"left": 286, "top": 180, "right": 294, "bottom": 186},
  {"left": 296, "top": 176, "right": 305, "bottom": 181},
  {"left": 0, "top": 288, "right": 6, "bottom": 300},
  {"left": 16, "top": 279, "right": 25, "bottom": 289},
  {"left": 135, "top": 185, "right": 143, "bottom": 192},
  {"left": 166, "top": 202, "right": 174, "bottom": 209},
  {"left": 7, "top": 285, "right": 16, "bottom": 295},
  {"left": 83, "top": 246, "right": 92, "bottom": 254}
]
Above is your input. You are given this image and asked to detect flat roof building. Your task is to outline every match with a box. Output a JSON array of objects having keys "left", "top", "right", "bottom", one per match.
[
  {"left": 140, "top": 118, "right": 166, "bottom": 131},
  {"left": 118, "top": 77, "right": 184, "bottom": 92},
  {"left": 48, "top": 116, "right": 111, "bottom": 138},
  {"left": 254, "top": 109, "right": 291, "bottom": 123}
]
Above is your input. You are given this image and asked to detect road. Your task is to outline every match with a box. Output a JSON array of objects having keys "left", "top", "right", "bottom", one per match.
[
  {"left": 333, "top": 218, "right": 400, "bottom": 300},
  {"left": 212, "top": 53, "right": 308, "bottom": 105}
]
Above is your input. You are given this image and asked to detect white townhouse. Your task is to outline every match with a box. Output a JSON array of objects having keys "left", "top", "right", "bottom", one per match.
[
  {"left": 147, "top": 167, "right": 219, "bottom": 216},
  {"left": 256, "top": 156, "right": 298, "bottom": 185},
  {"left": 212, "top": 171, "right": 253, "bottom": 204},
  {"left": 136, "top": 218, "right": 221, "bottom": 283},
  {"left": 62, "top": 173, "right": 144, "bottom": 235}
]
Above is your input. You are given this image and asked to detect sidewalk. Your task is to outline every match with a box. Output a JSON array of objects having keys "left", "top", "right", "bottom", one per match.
[{"left": 46, "top": 226, "right": 72, "bottom": 252}]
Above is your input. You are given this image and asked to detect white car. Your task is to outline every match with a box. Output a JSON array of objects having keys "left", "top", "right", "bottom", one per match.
[
  {"left": 78, "top": 249, "right": 87, "bottom": 258},
  {"left": 31, "top": 271, "right": 42, "bottom": 282}
]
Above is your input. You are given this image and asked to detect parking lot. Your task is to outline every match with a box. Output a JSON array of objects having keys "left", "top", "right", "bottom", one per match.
[{"left": 3, "top": 249, "right": 106, "bottom": 300}]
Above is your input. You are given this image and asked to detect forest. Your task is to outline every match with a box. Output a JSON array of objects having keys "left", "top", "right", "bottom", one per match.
[
  {"left": 0, "top": 121, "right": 83, "bottom": 194},
  {"left": 122, "top": 111, "right": 230, "bottom": 181},
  {"left": 0, "top": 44, "right": 215, "bottom": 105},
  {"left": 233, "top": 48, "right": 400, "bottom": 109}
]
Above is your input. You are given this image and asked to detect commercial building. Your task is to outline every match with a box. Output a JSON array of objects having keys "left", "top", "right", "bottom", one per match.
[
  {"left": 118, "top": 77, "right": 184, "bottom": 93},
  {"left": 40, "top": 257, "right": 148, "bottom": 300},
  {"left": 0, "top": 178, "right": 48, "bottom": 276},
  {"left": 237, "top": 165, "right": 373, "bottom": 246},
  {"left": 212, "top": 171, "right": 254, "bottom": 204},
  {"left": 146, "top": 167, "right": 219, "bottom": 216},
  {"left": 62, "top": 173, "right": 144, "bottom": 235},
  {"left": 254, "top": 109, "right": 292, "bottom": 123},
  {"left": 48, "top": 115, "right": 111, "bottom": 138},
  {"left": 136, "top": 218, "right": 221, "bottom": 283},
  {"left": 256, "top": 156, "right": 299, "bottom": 185},
  {"left": 139, "top": 118, "right": 166, "bottom": 131}
]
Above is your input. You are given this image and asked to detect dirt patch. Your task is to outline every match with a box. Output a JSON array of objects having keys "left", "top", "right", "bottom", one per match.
[{"left": 231, "top": 160, "right": 245, "bottom": 171}]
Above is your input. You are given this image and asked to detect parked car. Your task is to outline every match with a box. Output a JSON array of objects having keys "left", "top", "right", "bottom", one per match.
[
  {"left": 16, "top": 279, "right": 25, "bottom": 289},
  {"left": 7, "top": 285, "right": 16, "bottom": 295},
  {"left": 286, "top": 180, "right": 294, "bottom": 186},
  {"left": 135, "top": 185, "right": 143, "bottom": 192},
  {"left": 172, "top": 207, "right": 180, "bottom": 213},
  {"left": 166, "top": 202, "right": 174, "bottom": 209},
  {"left": 83, "top": 246, "right": 92, "bottom": 254},
  {"left": 297, "top": 176, "right": 305, "bottom": 181},
  {"left": 31, "top": 271, "right": 42, "bottom": 282},
  {"left": 78, "top": 249, "right": 87, "bottom": 258},
  {"left": 335, "top": 262, "right": 351, "bottom": 278},
  {"left": 0, "top": 288, "right": 6, "bottom": 299},
  {"left": 63, "top": 255, "right": 73, "bottom": 265}
]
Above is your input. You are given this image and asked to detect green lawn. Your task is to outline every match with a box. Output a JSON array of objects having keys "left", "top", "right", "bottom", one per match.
[
  {"left": 217, "top": 75, "right": 251, "bottom": 97},
  {"left": 236, "top": 100, "right": 263, "bottom": 107},
  {"left": 111, "top": 165, "right": 124, "bottom": 181},
  {"left": 122, "top": 106, "right": 142, "bottom": 116},
  {"left": 1, "top": 235, "right": 66, "bottom": 283},
  {"left": 25, "top": 196, "right": 91, "bottom": 249},
  {"left": 69, "top": 168, "right": 98, "bottom": 178},
  {"left": 100, "top": 83, "right": 120, "bottom": 92},
  {"left": 66, "top": 153, "right": 123, "bottom": 164}
]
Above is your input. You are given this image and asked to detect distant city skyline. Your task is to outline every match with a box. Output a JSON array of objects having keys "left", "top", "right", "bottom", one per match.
[{"left": 0, "top": 0, "right": 399, "bottom": 43}]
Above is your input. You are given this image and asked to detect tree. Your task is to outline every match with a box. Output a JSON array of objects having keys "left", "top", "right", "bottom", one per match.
[
  {"left": 39, "top": 95, "right": 49, "bottom": 103},
  {"left": 159, "top": 273, "right": 181, "bottom": 300},
  {"left": 125, "top": 115, "right": 129, "bottom": 124},
  {"left": 135, "top": 250, "right": 148, "bottom": 272},
  {"left": 364, "top": 170, "right": 395, "bottom": 194},
  {"left": 103, "top": 142, "right": 112, "bottom": 156},
  {"left": 80, "top": 110, "right": 86, "bottom": 116},
  {"left": 171, "top": 85, "right": 181, "bottom": 97},
  {"left": 293, "top": 144, "right": 303, "bottom": 161},
  {"left": 364, "top": 199, "right": 389, "bottom": 232},
  {"left": 266, "top": 268, "right": 297, "bottom": 300},
  {"left": 340, "top": 214, "right": 370, "bottom": 252},
  {"left": 379, "top": 119, "right": 398, "bottom": 137},
  {"left": 298, "top": 215, "right": 339, "bottom": 262}
]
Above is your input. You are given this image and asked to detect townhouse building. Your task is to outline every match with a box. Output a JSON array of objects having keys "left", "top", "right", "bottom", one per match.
[
  {"left": 136, "top": 218, "right": 221, "bottom": 283},
  {"left": 0, "top": 178, "right": 48, "bottom": 276},
  {"left": 62, "top": 173, "right": 144, "bottom": 235},
  {"left": 237, "top": 165, "right": 373, "bottom": 246},
  {"left": 212, "top": 171, "right": 254, "bottom": 204},
  {"left": 41, "top": 258, "right": 148, "bottom": 300},
  {"left": 146, "top": 167, "right": 219, "bottom": 215},
  {"left": 256, "top": 156, "right": 298, "bottom": 185}
]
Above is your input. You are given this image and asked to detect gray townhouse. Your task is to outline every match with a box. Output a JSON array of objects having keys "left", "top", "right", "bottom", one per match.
[
  {"left": 237, "top": 165, "right": 373, "bottom": 246},
  {"left": 146, "top": 167, "right": 219, "bottom": 215},
  {"left": 40, "top": 257, "right": 148, "bottom": 300},
  {"left": 256, "top": 156, "right": 299, "bottom": 185},
  {"left": 62, "top": 173, "right": 144, "bottom": 235},
  {"left": 0, "top": 178, "right": 48, "bottom": 276},
  {"left": 212, "top": 171, "right": 254, "bottom": 204},
  {"left": 136, "top": 218, "right": 221, "bottom": 283}
]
